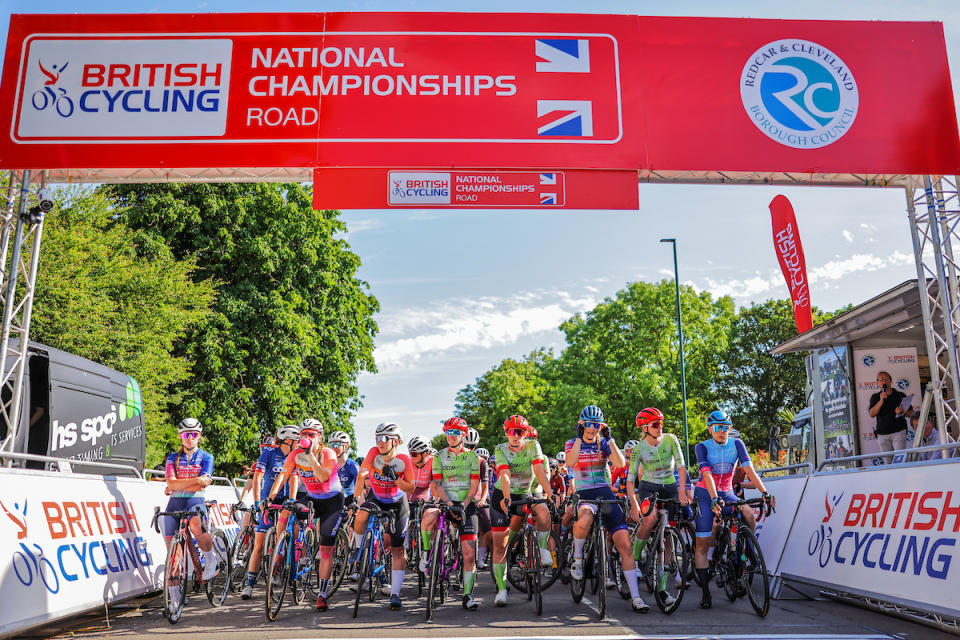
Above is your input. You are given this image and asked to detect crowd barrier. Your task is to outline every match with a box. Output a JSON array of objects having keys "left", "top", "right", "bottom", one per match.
[{"left": 0, "top": 465, "right": 241, "bottom": 638}]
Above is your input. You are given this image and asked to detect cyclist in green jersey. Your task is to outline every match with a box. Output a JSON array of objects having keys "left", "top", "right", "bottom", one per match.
[
  {"left": 490, "top": 414, "right": 553, "bottom": 607},
  {"left": 419, "top": 417, "right": 482, "bottom": 610},
  {"left": 626, "top": 407, "right": 690, "bottom": 607}
]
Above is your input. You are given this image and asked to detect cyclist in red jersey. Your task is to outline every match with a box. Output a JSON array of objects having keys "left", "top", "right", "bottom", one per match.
[{"left": 408, "top": 436, "right": 434, "bottom": 502}]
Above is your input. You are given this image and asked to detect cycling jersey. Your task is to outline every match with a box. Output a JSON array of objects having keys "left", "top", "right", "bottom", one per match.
[
  {"left": 611, "top": 465, "right": 628, "bottom": 496},
  {"left": 565, "top": 437, "right": 612, "bottom": 491},
  {"left": 338, "top": 457, "right": 360, "bottom": 498},
  {"left": 362, "top": 447, "right": 413, "bottom": 503},
  {"left": 530, "top": 452, "right": 549, "bottom": 494},
  {"left": 494, "top": 440, "right": 545, "bottom": 495},
  {"left": 164, "top": 448, "right": 214, "bottom": 498},
  {"left": 432, "top": 447, "right": 480, "bottom": 503},
  {"left": 695, "top": 437, "right": 751, "bottom": 493},
  {"left": 629, "top": 433, "right": 685, "bottom": 485},
  {"left": 256, "top": 446, "right": 290, "bottom": 501},
  {"left": 287, "top": 446, "right": 342, "bottom": 499},
  {"left": 411, "top": 456, "right": 433, "bottom": 501}
]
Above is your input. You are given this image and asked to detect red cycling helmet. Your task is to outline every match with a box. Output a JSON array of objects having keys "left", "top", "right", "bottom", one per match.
[
  {"left": 636, "top": 407, "right": 665, "bottom": 428},
  {"left": 443, "top": 416, "right": 469, "bottom": 433},
  {"left": 503, "top": 414, "right": 530, "bottom": 435},
  {"left": 529, "top": 426, "right": 539, "bottom": 439}
]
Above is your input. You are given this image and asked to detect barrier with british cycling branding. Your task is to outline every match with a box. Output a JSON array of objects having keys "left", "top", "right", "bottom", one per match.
[
  {"left": 0, "top": 13, "right": 957, "bottom": 176},
  {"left": 0, "top": 468, "right": 241, "bottom": 638},
  {"left": 778, "top": 462, "right": 960, "bottom": 618},
  {"left": 743, "top": 473, "right": 809, "bottom": 577}
]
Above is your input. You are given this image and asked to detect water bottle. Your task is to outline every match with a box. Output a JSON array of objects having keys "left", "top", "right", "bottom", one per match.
[{"left": 295, "top": 539, "right": 303, "bottom": 563}]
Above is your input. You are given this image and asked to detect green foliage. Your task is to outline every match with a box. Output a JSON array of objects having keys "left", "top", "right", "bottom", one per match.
[
  {"left": 31, "top": 188, "right": 216, "bottom": 467},
  {"left": 101, "top": 183, "right": 379, "bottom": 473}
]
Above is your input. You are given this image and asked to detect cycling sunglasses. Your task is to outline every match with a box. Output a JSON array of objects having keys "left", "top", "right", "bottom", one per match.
[
  {"left": 445, "top": 429, "right": 464, "bottom": 437},
  {"left": 581, "top": 421, "right": 602, "bottom": 430},
  {"left": 180, "top": 431, "right": 200, "bottom": 440},
  {"left": 330, "top": 442, "right": 347, "bottom": 449},
  {"left": 376, "top": 434, "right": 396, "bottom": 444},
  {"left": 711, "top": 424, "right": 731, "bottom": 433},
  {"left": 508, "top": 428, "right": 527, "bottom": 437}
]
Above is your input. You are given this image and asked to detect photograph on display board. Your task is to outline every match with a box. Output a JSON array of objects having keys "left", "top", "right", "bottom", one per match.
[
  {"left": 852, "top": 347, "right": 921, "bottom": 466},
  {"left": 817, "top": 347, "right": 856, "bottom": 461}
]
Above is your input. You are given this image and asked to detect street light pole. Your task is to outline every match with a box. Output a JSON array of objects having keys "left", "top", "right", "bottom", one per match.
[{"left": 660, "top": 238, "right": 690, "bottom": 464}]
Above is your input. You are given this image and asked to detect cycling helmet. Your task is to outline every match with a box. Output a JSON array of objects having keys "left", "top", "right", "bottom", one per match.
[
  {"left": 375, "top": 422, "right": 403, "bottom": 441},
  {"left": 707, "top": 410, "right": 732, "bottom": 428},
  {"left": 529, "top": 426, "right": 539, "bottom": 439},
  {"left": 259, "top": 435, "right": 278, "bottom": 448},
  {"left": 623, "top": 439, "right": 640, "bottom": 452},
  {"left": 579, "top": 405, "right": 604, "bottom": 422},
  {"left": 503, "top": 414, "right": 530, "bottom": 435},
  {"left": 300, "top": 418, "right": 323, "bottom": 436},
  {"left": 408, "top": 436, "right": 431, "bottom": 454},
  {"left": 475, "top": 447, "right": 490, "bottom": 459},
  {"left": 178, "top": 417, "right": 202, "bottom": 434},
  {"left": 464, "top": 427, "right": 480, "bottom": 447},
  {"left": 277, "top": 425, "right": 300, "bottom": 441},
  {"left": 556, "top": 451, "right": 566, "bottom": 463},
  {"left": 636, "top": 407, "right": 665, "bottom": 428},
  {"left": 430, "top": 448, "right": 438, "bottom": 456},
  {"left": 328, "top": 430, "right": 350, "bottom": 445},
  {"left": 443, "top": 417, "right": 469, "bottom": 433}
]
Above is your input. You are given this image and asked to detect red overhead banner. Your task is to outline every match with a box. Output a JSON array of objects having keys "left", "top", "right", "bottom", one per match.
[
  {"left": 0, "top": 12, "right": 958, "bottom": 177},
  {"left": 770, "top": 194, "right": 813, "bottom": 334},
  {"left": 312, "top": 168, "right": 639, "bottom": 209}
]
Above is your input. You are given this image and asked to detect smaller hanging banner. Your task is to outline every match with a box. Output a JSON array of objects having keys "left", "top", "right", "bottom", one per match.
[
  {"left": 770, "top": 194, "right": 813, "bottom": 333},
  {"left": 313, "top": 168, "right": 638, "bottom": 210}
]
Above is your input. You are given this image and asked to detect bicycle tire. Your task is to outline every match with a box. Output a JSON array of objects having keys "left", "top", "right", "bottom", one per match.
[
  {"left": 596, "top": 528, "right": 607, "bottom": 620},
  {"left": 164, "top": 534, "right": 187, "bottom": 625},
  {"left": 370, "top": 531, "right": 385, "bottom": 604},
  {"left": 294, "top": 528, "right": 317, "bottom": 604},
  {"left": 740, "top": 528, "right": 770, "bottom": 617},
  {"left": 524, "top": 531, "right": 534, "bottom": 602},
  {"left": 229, "top": 524, "right": 254, "bottom": 593},
  {"left": 206, "top": 529, "right": 232, "bottom": 607},
  {"left": 610, "top": 545, "right": 630, "bottom": 600},
  {"left": 266, "top": 531, "right": 290, "bottom": 621},
  {"left": 570, "top": 534, "right": 586, "bottom": 603},
  {"left": 328, "top": 527, "right": 350, "bottom": 598},
  {"left": 653, "top": 527, "right": 685, "bottom": 614},
  {"left": 719, "top": 531, "right": 739, "bottom": 603},
  {"left": 558, "top": 529, "right": 573, "bottom": 585},
  {"left": 678, "top": 521, "right": 698, "bottom": 587},
  {"left": 529, "top": 529, "right": 543, "bottom": 616},
  {"left": 352, "top": 530, "right": 372, "bottom": 618},
  {"left": 426, "top": 527, "right": 444, "bottom": 621}
]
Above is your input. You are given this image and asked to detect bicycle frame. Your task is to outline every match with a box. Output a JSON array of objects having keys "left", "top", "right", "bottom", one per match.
[
  {"left": 266, "top": 501, "right": 315, "bottom": 588},
  {"left": 352, "top": 501, "right": 394, "bottom": 618}
]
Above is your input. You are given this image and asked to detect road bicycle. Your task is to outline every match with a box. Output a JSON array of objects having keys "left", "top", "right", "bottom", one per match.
[
  {"left": 264, "top": 500, "right": 317, "bottom": 621},
  {"left": 569, "top": 496, "right": 625, "bottom": 620},
  {"left": 709, "top": 496, "right": 773, "bottom": 617},
  {"left": 636, "top": 495, "right": 694, "bottom": 613},
  {"left": 352, "top": 501, "right": 395, "bottom": 618},
  {"left": 228, "top": 502, "right": 260, "bottom": 593},
  {"left": 502, "top": 497, "right": 554, "bottom": 616},
  {"left": 326, "top": 501, "right": 358, "bottom": 600},
  {"left": 423, "top": 501, "right": 465, "bottom": 621},
  {"left": 406, "top": 499, "right": 430, "bottom": 597},
  {"left": 151, "top": 504, "right": 232, "bottom": 624}
]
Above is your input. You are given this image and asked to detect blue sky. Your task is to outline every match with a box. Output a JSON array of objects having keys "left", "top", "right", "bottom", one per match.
[{"left": 2, "top": 1, "right": 958, "bottom": 453}]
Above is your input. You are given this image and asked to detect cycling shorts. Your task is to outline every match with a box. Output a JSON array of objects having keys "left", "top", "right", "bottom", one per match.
[
  {"left": 575, "top": 486, "right": 628, "bottom": 535},
  {"left": 477, "top": 505, "right": 491, "bottom": 535},
  {"left": 362, "top": 494, "right": 409, "bottom": 548},
  {"left": 162, "top": 497, "right": 207, "bottom": 538},
  {"left": 305, "top": 493, "right": 345, "bottom": 546},
  {"left": 636, "top": 481, "right": 680, "bottom": 522},
  {"left": 490, "top": 488, "right": 532, "bottom": 531},
  {"left": 693, "top": 487, "right": 740, "bottom": 538}
]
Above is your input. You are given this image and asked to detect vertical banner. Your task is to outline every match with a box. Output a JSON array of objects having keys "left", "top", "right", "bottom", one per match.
[
  {"left": 817, "top": 347, "right": 856, "bottom": 462},
  {"left": 853, "top": 347, "right": 921, "bottom": 466},
  {"left": 770, "top": 195, "right": 813, "bottom": 333}
]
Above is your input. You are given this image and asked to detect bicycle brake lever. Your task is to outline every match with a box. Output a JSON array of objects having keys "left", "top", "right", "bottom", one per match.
[{"left": 151, "top": 506, "right": 161, "bottom": 534}]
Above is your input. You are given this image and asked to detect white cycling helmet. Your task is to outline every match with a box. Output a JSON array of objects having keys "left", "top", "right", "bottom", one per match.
[
  {"left": 300, "top": 418, "right": 324, "bottom": 436},
  {"left": 407, "top": 436, "right": 431, "bottom": 454},
  {"left": 375, "top": 422, "right": 403, "bottom": 441},
  {"left": 178, "top": 417, "right": 202, "bottom": 434},
  {"left": 464, "top": 427, "right": 480, "bottom": 447},
  {"left": 624, "top": 439, "right": 640, "bottom": 452},
  {"left": 475, "top": 447, "right": 490, "bottom": 459},
  {"left": 277, "top": 425, "right": 300, "bottom": 441},
  {"left": 556, "top": 451, "right": 566, "bottom": 463},
  {"left": 328, "top": 430, "right": 350, "bottom": 445}
]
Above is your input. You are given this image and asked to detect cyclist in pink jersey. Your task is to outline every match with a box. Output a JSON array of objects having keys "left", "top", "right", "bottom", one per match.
[
  {"left": 354, "top": 422, "right": 414, "bottom": 610},
  {"left": 408, "top": 436, "right": 434, "bottom": 502}
]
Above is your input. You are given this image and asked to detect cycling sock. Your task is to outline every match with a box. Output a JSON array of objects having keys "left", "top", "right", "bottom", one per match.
[
  {"left": 318, "top": 578, "right": 329, "bottom": 598},
  {"left": 463, "top": 570, "right": 476, "bottom": 595},
  {"left": 507, "top": 529, "right": 517, "bottom": 545},
  {"left": 633, "top": 538, "right": 647, "bottom": 561},
  {"left": 573, "top": 537, "right": 585, "bottom": 559},
  {"left": 391, "top": 570, "right": 404, "bottom": 596},
  {"left": 624, "top": 568, "right": 640, "bottom": 599},
  {"left": 421, "top": 529, "right": 432, "bottom": 551},
  {"left": 246, "top": 571, "right": 257, "bottom": 587},
  {"left": 493, "top": 563, "right": 506, "bottom": 590},
  {"left": 537, "top": 530, "right": 550, "bottom": 548},
  {"left": 696, "top": 568, "right": 710, "bottom": 595},
  {"left": 353, "top": 531, "right": 363, "bottom": 547}
]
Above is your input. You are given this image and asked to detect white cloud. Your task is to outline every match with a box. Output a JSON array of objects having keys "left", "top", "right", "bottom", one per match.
[
  {"left": 842, "top": 229, "right": 854, "bottom": 243},
  {"left": 808, "top": 254, "right": 884, "bottom": 282}
]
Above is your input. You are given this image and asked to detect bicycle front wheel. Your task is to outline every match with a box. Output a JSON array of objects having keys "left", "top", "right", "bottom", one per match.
[
  {"left": 595, "top": 530, "right": 607, "bottom": 620},
  {"left": 352, "top": 530, "right": 372, "bottom": 618},
  {"left": 653, "top": 527, "right": 685, "bottom": 614},
  {"left": 230, "top": 525, "right": 254, "bottom": 593},
  {"left": 294, "top": 528, "right": 317, "bottom": 604},
  {"left": 265, "top": 531, "right": 290, "bottom": 621},
  {"left": 741, "top": 528, "right": 770, "bottom": 617},
  {"left": 328, "top": 527, "right": 350, "bottom": 599},
  {"left": 426, "top": 528, "right": 444, "bottom": 621},
  {"left": 206, "top": 529, "right": 232, "bottom": 607},
  {"left": 164, "top": 535, "right": 187, "bottom": 625},
  {"left": 527, "top": 530, "right": 543, "bottom": 616}
]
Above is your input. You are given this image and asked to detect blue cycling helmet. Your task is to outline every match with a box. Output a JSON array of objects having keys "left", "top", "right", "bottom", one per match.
[
  {"left": 579, "top": 405, "right": 604, "bottom": 422},
  {"left": 706, "top": 410, "right": 732, "bottom": 428}
]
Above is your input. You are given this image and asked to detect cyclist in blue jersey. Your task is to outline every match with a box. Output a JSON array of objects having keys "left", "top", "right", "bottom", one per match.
[
  {"left": 163, "top": 417, "right": 218, "bottom": 600},
  {"left": 329, "top": 430, "right": 360, "bottom": 507},
  {"left": 566, "top": 405, "right": 648, "bottom": 613},
  {"left": 240, "top": 424, "right": 299, "bottom": 599},
  {"left": 693, "top": 410, "right": 774, "bottom": 609}
]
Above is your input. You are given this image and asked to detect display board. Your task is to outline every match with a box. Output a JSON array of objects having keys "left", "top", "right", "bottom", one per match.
[{"left": 853, "top": 347, "right": 922, "bottom": 466}]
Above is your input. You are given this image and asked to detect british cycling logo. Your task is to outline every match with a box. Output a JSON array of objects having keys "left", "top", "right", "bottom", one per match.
[
  {"left": 822, "top": 490, "right": 843, "bottom": 523},
  {"left": 31, "top": 60, "right": 74, "bottom": 118},
  {"left": 740, "top": 39, "right": 858, "bottom": 149},
  {"left": 1, "top": 498, "right": 28, "bottom": 539},
  {"left": 862, "top": 355, "right": 875, "bottom": 367}
]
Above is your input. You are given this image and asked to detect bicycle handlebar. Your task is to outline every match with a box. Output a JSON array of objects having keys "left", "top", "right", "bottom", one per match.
[
  {"left": 151, "top": 505, "right": 208, "bottom": 535},
  {"left": 716, "top": 496, "right": 775, "bottom": 518}
]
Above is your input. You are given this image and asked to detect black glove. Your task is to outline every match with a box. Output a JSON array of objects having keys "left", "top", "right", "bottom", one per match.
[
  {"left": 577, "top": 423, "right": 585, "bottom": 439},
  {"left": 600, "top": 424, "right": 611, "bottom": 439},
  {"left": 381, "top": 464, "right": 398, "bottom": 481}
]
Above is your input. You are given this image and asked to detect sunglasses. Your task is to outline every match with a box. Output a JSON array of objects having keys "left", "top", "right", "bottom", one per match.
[
  {"left": 581, "top": 421, "right": 602, "bottom": 430},
  {"left": 330, "top": 442, "right": 347, "bottom": 449},
  {"left": 508, "top": 428, "right": 526, "bottom": 437},
  {"left": 445, "top": 429, "right": 464, "bottom": 437},
  {"left": 376, "top": 434, "right": 395, "bottom": 444},
  {"left": 300, "top": 430, "right": 320, "bottom": 438},
  {"left": 180, "top": 431, "right": 200, "bottom": 439},
  {"left": 711, "top": 424, "right": 730, "bottom": 433},
  {"left": 648, "top": 422, "right": 663, "bottom": 429}
]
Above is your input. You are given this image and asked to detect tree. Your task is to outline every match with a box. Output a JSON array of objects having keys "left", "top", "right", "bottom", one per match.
[
  {"left": 102, "top": 183, "right": 379, "bottom": 472},
  {"left": 31, "top": 188, "right": 216, "bottom": 467},
  {"left": 715, "top": 299, "right": 836, "bottom": 448}
]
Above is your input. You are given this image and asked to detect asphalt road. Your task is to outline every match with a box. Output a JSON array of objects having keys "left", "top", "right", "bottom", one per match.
[{"left": 24, "top": 572, "right": 953, "bottom": 640}]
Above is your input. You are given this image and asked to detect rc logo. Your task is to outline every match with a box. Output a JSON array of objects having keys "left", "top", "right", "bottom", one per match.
[
  {"left": 16, "top": 38, "right": 232, "bottom": 140},
  {"left": 897, "top": 378, "right": 910, "bottom": 391},
  {"left": 862, "top": 355, "right": 875, "bottom": 367},
  {"left": 740, "top": 39, "right": 858, "bottom": 149}
]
